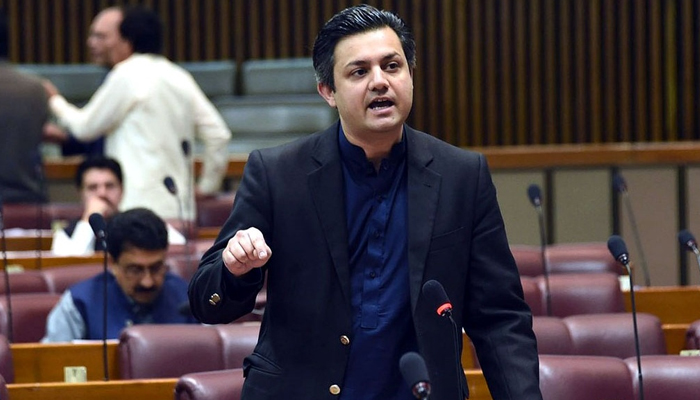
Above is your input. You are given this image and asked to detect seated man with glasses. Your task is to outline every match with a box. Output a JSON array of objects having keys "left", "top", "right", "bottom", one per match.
[{"left": 43, "top": 208, "right": 197, "bottom": 342}]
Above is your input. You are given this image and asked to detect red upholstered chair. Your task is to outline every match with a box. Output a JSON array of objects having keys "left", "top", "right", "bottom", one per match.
[
  {"left": 0, "top": 374, "right": 8, "bottom": 400},
  {"left": 546, "top": 242, "right": 621, "bottom": 275},
  {"left": 0, "top": 293, "right": 62, "bottom": 342},
  {"left": 539, "top": 272, "right": 625, "bottom": 317},
  {"left": 216, "top": 323, "right": 260, "bottom": 369},
  {"left": 196, "top": 193, "right": 235, "bottom": 228},
  {"left": 40, "top": 264, "right": 102, "bottom": 294},
  {"left": 563, "top": 313, "right": 666, "bottom": 359},
  {"left": 685, "top": 319, "right": 700, "bottom": 350},
  {"left": 0, "top": 335, "right": 14, "bottom": 383},
  {"left": 1, "top": 202, "right": 82, "bottom": 229},
  {"left": 510, "top": 245, "right": 543, "bottom": 277},
  {"left": 119, "top": 324, "right": 225, "bottom": 379},
  {"left": 175, "top": 368, "right": 244, "bottom": 400},
  {"left": 539, "top": 355, "right": 635, "bottom": 400},
  {"left": 624, "top": 355, "right": 700, "bottom": 400},
  {"left": 0, "top": 271, "right": 50, "bottom": 294},
  {"left": 119, "top": 323, "right": 259, "bottom": 379},
  {"left": 533, "top": 316, "right": 573, "bottom": 355},
  {"left": 520, "top": 276, "right": 544, "bottom": 316}
]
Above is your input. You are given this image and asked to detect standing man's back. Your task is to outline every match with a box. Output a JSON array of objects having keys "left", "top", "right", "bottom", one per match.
[{"left": 0, "top": 9, "right": 48, "bottom": 203}]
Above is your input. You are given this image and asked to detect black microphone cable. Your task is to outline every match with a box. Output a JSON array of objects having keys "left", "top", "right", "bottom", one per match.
[
  {"left": 88, "top": 213, "right": 109, "bottom": 381},
  {"left": 527, "top": 183, "right": 552, "bottom": 316},
  {"left": 613, "top": 174, "right": 651, "bottom": 286}
]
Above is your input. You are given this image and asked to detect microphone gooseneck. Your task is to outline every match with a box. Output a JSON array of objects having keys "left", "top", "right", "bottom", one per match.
[
  {"left": 88, "top": 212, "right": 109, "bottom": 381},
  {"left": 613, "top": 173, "right": 651, "bottom": 286},
  {"left": 678, "top": 229, "right": 700, "bottom": 278},
  {"left": 399, "top": 352, "right": 431, "bottom": 400},
  {"left": 163, "top": 176, "right": 191, "bottom": 259},
  {"left": 181, "top": 140, "right": 193, "bottom": 241},
  {"left": 527, "top": 183, "right": 552, "bottom": 316},
  {"left": 34, "top": 155, "right": 44, "bottom": 270},
  {"left": 421, "top": 280, "right": 465, "bottom": 400},
  {"left": 607, "top": 235, "right": 644, "bottom": 400},
  {"left": 0, "top": 195, "right": 14, "bottom": 343}
]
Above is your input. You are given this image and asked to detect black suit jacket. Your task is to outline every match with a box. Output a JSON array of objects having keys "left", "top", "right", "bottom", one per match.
[{"left": 189, "top": 123, "right": 542, "bottom": 400}]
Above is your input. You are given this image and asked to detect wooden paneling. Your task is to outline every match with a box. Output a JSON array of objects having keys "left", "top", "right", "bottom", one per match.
[{"left": 4, "top": 0, "right": 700, "bottom": 145}]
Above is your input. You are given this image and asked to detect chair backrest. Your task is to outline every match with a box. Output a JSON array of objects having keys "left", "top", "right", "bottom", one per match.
[
  {"left": 196, "top": 193, "right": 235, "bottom": 228},
  {"left": 540, "top": 272, "right": 624, "bottom": 317},
  {"left": 520, "top": 276, "right": 543, "bottom": 316},
  {"left": 546, "top": 242, "right": 621, "bottom": 275},
  {"left": 240, "top": 58, "right": 316, "bottom": 96},
  {"left": 175, "top": 368, "right": 244, "bottom": 400},
  {"left": 0, "top": 293, "right": 62, "bottom": 342},
  {"left": 511, "top": 245, "right": 543, "bottom": 277},
  {"left": 1, "top": 203, "right": 83, "bottom": 229},
  {"left": 216, "top": 323, "right": 261, "bottom": 369},
  {"left": 0, "top": 373, "right": 8, "bottom": 400},
  {"left": 532, "top": 316, "right": 573, "bottom": 355},
  {"left": 624, "top": 355, "right": 700, "bottom": 400},
  {"left": 0, "top": 335, "right": 14, "bottom": 383},
  {"left": 684, "top": 319, "right": 700, "bottom": 349},
  {"left": 0, "top": 271, "right": 50, "bottom": 295},
  {"left": 40, "top": 264, "right": 102, "bottom": 294},
  {"left": 178, "top": 61, "right": 237, "bottom": 98},
  {"left": 563, "top": 313, "right": 666, "bottom": 358},
  {"left": 539, "top": 355, "right": 635, "bottom": 400},
  {"left": 119, "top": 323, "right": 260, "bottom": 379}
]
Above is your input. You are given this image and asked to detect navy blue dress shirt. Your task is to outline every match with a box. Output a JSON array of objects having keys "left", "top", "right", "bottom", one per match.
[{"left": 337, "top": 127, "right": 417, "bottom": 400}]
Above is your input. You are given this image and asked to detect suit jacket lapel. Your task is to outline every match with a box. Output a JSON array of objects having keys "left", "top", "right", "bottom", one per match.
[
  {"left": 307, "top": 124, "right": 352, "bottom": 308},
  {"left": 405, "top": 128, "right": 441, "bottom": 313}
]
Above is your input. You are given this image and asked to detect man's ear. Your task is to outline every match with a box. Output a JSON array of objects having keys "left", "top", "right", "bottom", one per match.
[{"left": 317, "top": 83, "right": 337, "bottom": 108}]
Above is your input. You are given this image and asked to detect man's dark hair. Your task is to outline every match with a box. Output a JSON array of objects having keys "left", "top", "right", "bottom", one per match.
[
  {"left": 75, "top": 156, "right": 123, "bottom": 189},
  {"left": 0, "top": 8, "right": 8, "bottom": 59},
  {"left": 119, "top": 6, "right": 163, "bottom": 54},
  {"left": 106, "top": 208, "right": 168, "bottom": 261},
  {"left": 312, "top": 4, "right": 416, "bottom": 91}
]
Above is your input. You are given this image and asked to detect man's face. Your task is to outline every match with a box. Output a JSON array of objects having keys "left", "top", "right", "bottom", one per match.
[
  {"left": 80, "top": 168, "right": 122, "bottom": 217},
  {"left": 110, "top": 247, "right": 168, "bottom": 305},
  {"left": 318, "top": 26, "right": 413, "bottom": 140},
  {"left": 87, "top": 8, "right": 126, "bottom": 67}
]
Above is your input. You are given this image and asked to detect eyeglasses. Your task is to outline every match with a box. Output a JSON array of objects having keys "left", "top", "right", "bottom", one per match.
[{"left": 122, "top": 263, "right": 168, "bottom": 280}]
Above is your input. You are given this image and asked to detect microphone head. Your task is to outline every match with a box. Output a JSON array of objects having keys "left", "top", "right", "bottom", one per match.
[
  {"left": 527, "top": 184, "right": 542, "bottom": 207},
  {"left": 178, "top": 300, "right": 191, "bottom": 316},
  {"left": 399, "top": 352, "right": 431, "bottom": 399},
  {"left": 181, "top": 140, "right": 191, "bottom": 157},
  {"left": 163, "top": 176, "right": 178, "bottom": 195},
  {"left": 607, "top": 235, "right": 629, "bottom": 264},
  {"left": 613, "top": 173, "right": 627, "bottom": 193},
  {"left": 422, "top": 280, "right": 452, "bottom": 317},
  {"left": 678, "top": 229, "right": 698, "bottom": 251},
  {"left": 88, "top": 213, "right": 107, "bottom": 238}
]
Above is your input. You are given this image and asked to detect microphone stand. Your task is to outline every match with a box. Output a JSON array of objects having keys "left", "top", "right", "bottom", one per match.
[
  {"left": 608, "top": 236, "right": 644, "bottom": 400},
  {"left": 34, "top": 154, "right": 45, "bottom": 270},
  {"left": 89, "top": 213, "right": 109, "bottom": 381},
  {"left": 616, "top": 175, "right": 651, "bottom": 286},
  {"left": 0, "top": 200, "right": 13, "bottom": 343},
  {"left": 528, "top": 184, "right": 552, "bottom": 316}
]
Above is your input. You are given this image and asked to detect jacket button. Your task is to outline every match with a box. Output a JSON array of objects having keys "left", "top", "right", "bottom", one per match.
[
  {"left": 208, "top": 293, "right": 221, "bottom": 306},
  {"left": 329, "top": 384, "right": 341, "bottom": 395},
  {"left": 340, "top": 335, "right": 350, "bottom": 345}
]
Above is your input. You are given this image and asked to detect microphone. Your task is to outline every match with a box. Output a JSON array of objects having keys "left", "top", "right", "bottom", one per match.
[
  {"left": 164, "top": 176, "right": 193, "bottom": 266},
  {"left": 678, "top": 229, "right": 700, "bottom": 278},
  {"left": 178, "top": 300, "right": 191, "bottom": 317},
  {"left": 607, "top": 235, "right": 644, "bottom": 400},
  {"left": 0, "top": 195, "right": 14, "bottom": 343},
  {"left": 399, "top": 352, "right": 431, "bottom": 400},
  {"left": 613, "top": 173, "right": 651, "bottom": 286},
  {"left": 422, "top": 280, "right": 467, "bottom": 400},
  {"left": 88, "top": 212, "right": 109, "bottom": 381},
  {"left": 527, "top": 183, "right": 552, "bottom": 316}
]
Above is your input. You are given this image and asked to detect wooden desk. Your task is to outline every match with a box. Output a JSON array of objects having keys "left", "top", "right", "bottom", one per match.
[
  {"left": 2, "top": 236, "right": 52, "bottom": 252},
  {"left": 8, "top": 378, "right": 178, "bottom": 400},
  {"left": 625, "top": 286, "right": 700, "bottom": 324},
  {"left": 3, "top": 251, "right": 103, "bottom": 270},
  {"left": 12, "top": 342, "right": 120, "bottom": 383}
]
